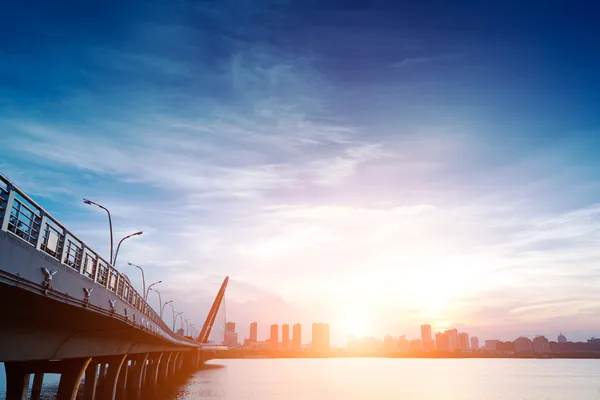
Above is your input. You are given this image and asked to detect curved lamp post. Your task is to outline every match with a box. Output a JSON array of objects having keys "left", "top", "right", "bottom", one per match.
[
  {"left": 83, "top": 199, "right": 114, "bottom": 263},
  {"left": 145, "top": 280, "right": 162, "bottom": 301},
  {"left": 149, "top": 287, "right": 162, "bottom": 317},
  {"left": 161, "top": 300, "right": 173, "bottom": 320},
  {"left": 126, "top": 262, "right": 146, "bottom": 298},
  {"left": 187, "top": 324, "right": 195, "bottom": 336},
  {"left": 173, "top": 312, "right": 183, "bottom": 333},
  {"left": 113, "top": 231, "right": 143, "bottom": 266}
]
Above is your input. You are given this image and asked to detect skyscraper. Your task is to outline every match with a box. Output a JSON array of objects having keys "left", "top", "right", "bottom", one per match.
[
  {"left": 470, "top": 336, "right": 479, "bottom": 350},
  {"left": 446, "top": 329, "right": 458, "bottom": 351},
  {"left": 249, "top": 321, "right": 258, "bottom": 342},
  {"left": 458, "top": 332, "right": 469, "bottom": 351},
  {"left": 558, "top": 333, "right": 567, "bottom": 343},
  {"left": 436, "top": 332, "right": 449, "bottom": 351},
  {"left": 282, "top": 324, "right": 290, "bottom": 350},
  {"left": 292, "top": 323, "right": 301, "bottom": 349},
  {"left": 420, "top": 324, "right": 433, "bottom": 351},
  {"left": 270, "top": 324, "right": 279, "bottom": 349},
  {"left": 224, "top": 321, "right": 238, "bottom": 347},
  {"left": 312, "top": 323, "right": 330, "bottom": 351}
]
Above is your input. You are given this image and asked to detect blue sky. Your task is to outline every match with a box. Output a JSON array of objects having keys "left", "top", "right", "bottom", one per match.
[{"left": 2, "top": 0, "right": 600, "bottom": 345}]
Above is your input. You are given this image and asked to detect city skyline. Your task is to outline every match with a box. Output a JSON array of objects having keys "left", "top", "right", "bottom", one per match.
[
  {"left": 223, "top": 319, "right": 589, "bottom": 352},
  {"left": 3, "top": 0, "right": 600, "bottom": 348}
]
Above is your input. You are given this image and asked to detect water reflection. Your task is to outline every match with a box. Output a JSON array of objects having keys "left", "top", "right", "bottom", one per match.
[
  {"left": 167, "top": 358, "right": 600, "bottom": 400},
  {"left": 4, "top": 359, "right": 600, "bottom": 400}
]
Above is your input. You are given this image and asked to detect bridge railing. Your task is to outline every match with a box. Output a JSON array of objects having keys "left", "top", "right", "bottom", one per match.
[{"left": 0, "top": 172, "right": 174, "bottom": 337}]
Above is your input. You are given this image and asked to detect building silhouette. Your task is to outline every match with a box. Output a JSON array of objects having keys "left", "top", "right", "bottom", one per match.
[
  {"left": 383, "top": 335, "right": 398, "bottom": 351},
  {"left": 514, "top": 337, "right": 533, "bottom": 353},
  {"left": 446, "top": 329, "right": 458, "bottom": 351},
  {"left": 458, "top": 332, "right": 469, "bottom": 350},
  {"left": 470, "top": 336, "right": 479, "bottom": 350},
  {"left": 311, "top": 323, "right": 330, "bottom": 351},
  {"left": 292, "top": 323, "right": 301, "bottom": 349},
  {"left": 484, "top": 340, "right": 500, "bottom": 351},
  {"left": 398, "top": 335, "right": 410, "bottom": 352},
  {"left": 409, "top": 339, "right": 422, "bottom": 351},
  {"left": 420, "top": 324, "right": 434, "bottom": 351},
  {"left": 270, "top": 324, "right": 279, "bottom": 349},
  {"left": 533, "top": 336, "right": 550, "bottom": 353},
  {"left": 282, "top": 324, "right": 290, "bottom": 350},
  {"left": 224, "top": 321, "right": 238, "bottom": 347},
  {"left": 249, "top": 321, "right": 258, "bottom": 342},
  {"left": 558, "top": 333, "right": 567, "bottom": 343},
  {"left": 436, "top": 332, "right": 449, "bottom": 351}
]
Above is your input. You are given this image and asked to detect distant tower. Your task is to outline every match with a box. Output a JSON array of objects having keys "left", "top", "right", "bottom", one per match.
[
  {"left": 292, "top": 323, "right": 301, "bottom": 349},
  {"left": 249, "top": 321, "right": 258, "bottom": 342},
  {"left": 446, "top": 329, "right": 458, "bottom": 351},
  {"left": 270, "top": 324, "right": 279, "bottom": 349},
  {"left": 224, "top": 321, "right": 238, "bottom": 347},
  {"left": 457, "top": 332, "right": 470, "bottom": 351},
  {"left": 470, "top": 336, "right": 479, "bottom": 350},
  {"left": 420, "top": 324, "right": 433, "bottom": 351},
  {"left": 558, "top": 333, "right": 567, "bottom": 343},
  {"left": 282, "top": 324, "right": 290, "bottom": 350},
  {"left": 312, "top": 323, "right": 330, "bottom": 351}
]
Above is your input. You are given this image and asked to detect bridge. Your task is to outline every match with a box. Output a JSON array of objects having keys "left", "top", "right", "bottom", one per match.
[{"left": 0, "top": 172, "right": 228, "bottom": 400}]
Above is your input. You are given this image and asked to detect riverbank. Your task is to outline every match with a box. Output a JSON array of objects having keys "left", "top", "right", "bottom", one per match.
[{"left": 214, "top": 349, "right": 600, "bottom": 360}]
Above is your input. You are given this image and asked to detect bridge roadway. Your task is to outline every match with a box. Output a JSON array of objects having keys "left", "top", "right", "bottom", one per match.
[{"left": 0, "top": 173, "right": 217, "bottom": 400}]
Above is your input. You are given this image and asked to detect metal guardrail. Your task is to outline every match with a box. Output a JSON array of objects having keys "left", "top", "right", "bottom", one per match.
[{"left": 0, "top": 172, "right": 175, "bottom": 338}]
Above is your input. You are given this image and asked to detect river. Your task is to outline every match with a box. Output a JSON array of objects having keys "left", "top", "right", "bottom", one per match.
[{"left": 2, "top": 358, "right": 600, "bottom": 399}]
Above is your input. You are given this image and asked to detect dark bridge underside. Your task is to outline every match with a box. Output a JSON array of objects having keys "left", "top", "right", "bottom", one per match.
[{"left": 0, "top": 283, "right": 192, "bottom": 362}]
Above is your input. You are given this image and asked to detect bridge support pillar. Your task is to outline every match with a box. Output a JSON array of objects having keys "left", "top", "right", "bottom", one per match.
[
  {"left": 158, "top": 352, "right": 172, "bottom": 383},
  {"left": 126, "top": 353, "right": 149, "bottom": 398},
  {"left": 100, "top": 354, "right": 127, "bottom": 400},
  {"left": 144, "top": 352, "right": 163, "bottom": 390},
  {"left": 3, "top": 362, "right": 30, "bottom": 400},
  {"left": 31, "top": 372, "right": 44, "bottom": 400},
  {"left": 116, "top": 360, "right": 129, "bottom": 399},
  {"left": 56, "top": 357, "right": 92, "bottom": 400},
  {"left": 170, "top": 352, "right": 180, "bottom": 375},
  {"left": 83, "top": 361, "right": 99, "bottom": 400},
  {"left": 97, "top": 363, "right": 106, "bottom": 389}
]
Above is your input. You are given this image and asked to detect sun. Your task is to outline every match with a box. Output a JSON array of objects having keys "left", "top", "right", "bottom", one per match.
[
  {"left": 343, "top": 317, "right": 366, "bottom": 337},
  {"left": 339, "top": 308, "right": 368, "bottom": 338}
]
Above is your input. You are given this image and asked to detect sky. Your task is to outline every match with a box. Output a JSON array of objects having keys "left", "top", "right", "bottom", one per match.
[{"left": 1, "top": 0, "right": 600, "bottom": 346}]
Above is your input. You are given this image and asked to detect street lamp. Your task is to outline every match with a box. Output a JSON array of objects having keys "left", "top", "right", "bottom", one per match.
[
  {"left": 187, "top": 324, "right": 195, "bottom": 336},
  {"left": 167, "top": 302, "right": 176, "bottom": 324},
  {"left": 113, "top": 231, "right": 143, "bottom": 266},
  {"left": 145, "top": 280, "right": 162, "bottom": 301},
  {"left": 83, "top": 198, "right": 114, "bottom": 263},
  {"left": 184, "top": 318, "right": 190, "bottom": 332},
  {"left": 173, "top": 312, "right": 183, "bottom": 332},
  {"left": 161, "top": 300, "right": 173, "bottom": 319},
  {"left": 126, "top": 262, "right": 146, "bottom": 298},
  {"left": 149, "top": 288, "right": 162, "bottom": 317}
]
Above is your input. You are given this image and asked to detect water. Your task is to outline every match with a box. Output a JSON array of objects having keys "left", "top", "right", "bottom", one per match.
[
  {"left": 2, "top": 359, "right": 600, "bottom": 399},
  {"left": 168, "top": 358, "right": 600, "bottom": 400}
]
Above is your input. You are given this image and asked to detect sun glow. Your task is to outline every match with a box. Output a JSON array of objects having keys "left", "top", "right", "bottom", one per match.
[{"left": 339, "top": 307, "right": 369, "bottom": 338}]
